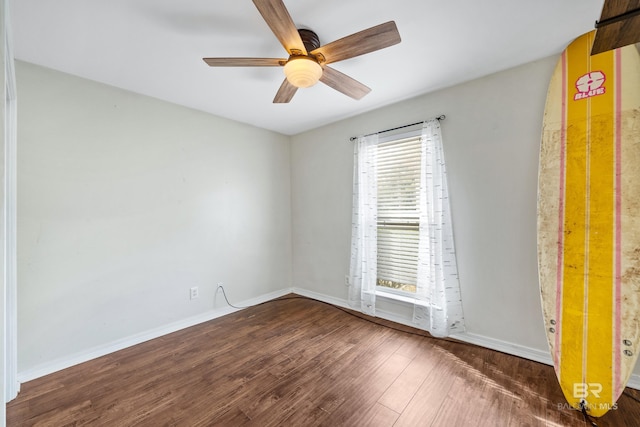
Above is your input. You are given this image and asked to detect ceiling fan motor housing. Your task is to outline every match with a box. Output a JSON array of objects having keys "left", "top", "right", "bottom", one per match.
[{"left": 298, "top": 29, "right": 321, "bottom": 53}]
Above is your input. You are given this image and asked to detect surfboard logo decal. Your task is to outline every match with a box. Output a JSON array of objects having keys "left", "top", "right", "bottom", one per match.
[{"left": 574, "top": 71, "right": 606, "bottom": 101}]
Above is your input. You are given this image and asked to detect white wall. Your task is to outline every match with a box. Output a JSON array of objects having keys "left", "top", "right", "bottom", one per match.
[
  {"left": 16, "top": 61, "right": 292, "bottom": 374},
  {"left": 291, "top": 56, "right": 640, "bottom": 377},
  {"left": 0, "top": 0, "right": 5, "bottom": 420},
  {"left": 4, "top": 0, "right": 18, "bottom": 406}
]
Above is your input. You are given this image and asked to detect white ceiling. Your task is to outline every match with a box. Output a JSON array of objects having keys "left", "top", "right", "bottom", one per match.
[{"left": 12, "top": 0, "right": 604, "bottom": 135}]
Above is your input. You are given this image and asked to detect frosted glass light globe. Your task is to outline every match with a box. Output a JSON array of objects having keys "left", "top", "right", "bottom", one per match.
[{"left": 284, "top": 57, "right": 322, "bottom": 88}]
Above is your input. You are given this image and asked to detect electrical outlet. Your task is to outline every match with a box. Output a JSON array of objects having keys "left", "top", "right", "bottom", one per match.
[
  {"left": 344, "top": 275, "right": 350, "bottom": 286},
  {"left": 217, "top": 282, "right": 223, "bottom": 292},
  {"left": 190, "top": 286, "right": 199, "bottom": 300}
]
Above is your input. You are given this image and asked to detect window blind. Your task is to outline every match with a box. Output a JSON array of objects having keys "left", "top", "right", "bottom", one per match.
[{"left": 376, "top": 135, "right": 422, "bottom": 292}]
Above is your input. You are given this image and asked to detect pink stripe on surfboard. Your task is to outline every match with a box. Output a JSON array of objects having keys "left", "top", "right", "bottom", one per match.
[
  {"left": 555, "top": 51, "right": 568, "bottom": 369},
  {"left": 614, "top": 47, "right": 622, "bottom": 397}
]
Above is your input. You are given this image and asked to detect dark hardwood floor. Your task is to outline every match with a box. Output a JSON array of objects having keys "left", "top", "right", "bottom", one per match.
[{"left": 6, "top": 295, "right": 640, "bottom": 426}]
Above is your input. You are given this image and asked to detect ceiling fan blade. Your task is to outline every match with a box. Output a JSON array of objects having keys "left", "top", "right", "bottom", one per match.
[
  {"left": 320, "top": 66, "right": 371, "bottom": 100},
  {"left": 203, "top": 58, "right": 285, "bottom": 67},
  {"left": 253, "top": 0, "right": 307, "bottom": 55},
  {"left": 273, "top": 78, "right": 298, "bottom": 103},
  {"left": 591, "top": 0, "right": 640, "bottom": 55},
  {"left": 311, "top": 21, "right": 401, "bottom": 64}
]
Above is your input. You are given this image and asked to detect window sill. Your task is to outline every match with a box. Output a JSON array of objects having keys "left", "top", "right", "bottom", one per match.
[{"left": 375, "top": 290, "right": 430, "bottom": 307}]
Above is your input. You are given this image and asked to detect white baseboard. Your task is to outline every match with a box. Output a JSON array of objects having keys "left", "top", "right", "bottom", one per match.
[
  {"left": 452, "top": 331, "right": 554, "bottom": 366},
  {"left": 292, "top": 287, "right": 353, "bottom": 310},
  {"left": 17, "top": 288, "right": 292, "bottom": 383},
  {"left": 18, "top": 286, "right": 640, "bottom": 392},
  {"left": 629, "top": 374, "right": 640, "bottom": 390},
  {"left": 291, "top": 288, "right": 640, "bottom": 391}
]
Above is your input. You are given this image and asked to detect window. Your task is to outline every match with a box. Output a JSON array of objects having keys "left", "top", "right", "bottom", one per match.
[
  {"left": 349, "top": 118, "right": 464, "bottom": 336},
  {"left": 376, "top": 132, "right": 422, "bottom": 294}
]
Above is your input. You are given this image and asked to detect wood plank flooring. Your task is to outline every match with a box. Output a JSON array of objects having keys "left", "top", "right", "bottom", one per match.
[{"left": 6, "top": 295, "right": 640, "bottom": 426}]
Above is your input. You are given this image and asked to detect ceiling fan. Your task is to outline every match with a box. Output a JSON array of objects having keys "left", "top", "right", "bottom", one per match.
[
  {"left": 591, "top": 0, "right": 640, "bottom": 55},
  {"left": 202, "top": 0, "right": 401, "bottom": 103}
]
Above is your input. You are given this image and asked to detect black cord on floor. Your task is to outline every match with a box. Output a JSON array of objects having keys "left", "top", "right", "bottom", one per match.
[
  {"left": 217, "top": 285, "right": 247, "bottom": 309},
  {"left": 579, "top": 400, "right": 599, "bottom": 427}
]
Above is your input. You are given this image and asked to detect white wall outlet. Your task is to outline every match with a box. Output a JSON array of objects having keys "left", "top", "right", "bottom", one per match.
[
  {"left": 216, "top": 282, "right": 223, "bottom": 292},
  {"left": 344, "top": 275, "right": 350, "bottom": 286},
  {"left": 190, "top": 286, "right": 199, "bottom": 300}
]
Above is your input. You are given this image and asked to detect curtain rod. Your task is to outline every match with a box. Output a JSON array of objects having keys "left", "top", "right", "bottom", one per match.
[{"left": 349, "top": 115, "right": 445, "bottom": 142}]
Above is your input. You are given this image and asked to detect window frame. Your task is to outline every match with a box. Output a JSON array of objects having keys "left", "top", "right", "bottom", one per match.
[{"left": 374, "top": 128, "right": 423, "bottom": 298}]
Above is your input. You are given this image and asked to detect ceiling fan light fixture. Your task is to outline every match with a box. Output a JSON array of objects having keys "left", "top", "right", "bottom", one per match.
[{"left": 283, "top": 56, "right": 322, "bottom": 88}]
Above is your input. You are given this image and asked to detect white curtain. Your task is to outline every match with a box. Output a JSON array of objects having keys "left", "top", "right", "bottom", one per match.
[
  {"left": 349, "top": 119, "right": 465, "bottom": 337},
  {"left": 348, "top": 134, "right": 378, "bottom": 316},
  {"left": 413, "top": 120, "right": 465, "bottom": 337},
  {"left": 4, "top": 0, "right": 19, "bottom": 402}
]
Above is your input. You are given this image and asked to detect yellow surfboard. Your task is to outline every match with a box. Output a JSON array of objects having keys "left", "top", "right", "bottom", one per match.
[{"left": 538, "top": 32, "right": 640, "bottom": 418}]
